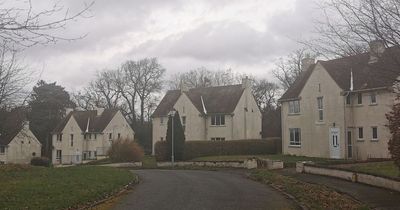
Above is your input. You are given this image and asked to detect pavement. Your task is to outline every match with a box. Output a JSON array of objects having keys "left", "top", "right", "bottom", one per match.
[
  {"left": 278, "top": 168, "right": 400, "bottom": 210},
  {"left": 112, "top": 169, "right": 299, "bottom": 210}
]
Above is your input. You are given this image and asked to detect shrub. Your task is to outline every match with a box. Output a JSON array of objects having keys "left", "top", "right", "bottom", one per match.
[
  {"left": 386, "top": 99, "right": 400, "bottom": 171},
  {"left": 154, "top": 139, "right": 279, "bottom": 161},
  {"left": 30, "top": 157, "right": 51, "bottom": 167},
  {"left": 107, "top": 139, "right": 144, "bottom": 162},
  {"left": 154, "top": 141, "right": 169, "bottom": 161}
]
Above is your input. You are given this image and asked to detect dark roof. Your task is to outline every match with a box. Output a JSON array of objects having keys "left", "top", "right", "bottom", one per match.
[
  {"left": 280, "top": 46, "right": 400, "bottom": 100},
  {"left": 0, "top": 109, "right": 25, "bottom": 145},
  {"left": 52, "top": 109, "right": 118, "bottom": 133},
  {"left": 152, "top": 84, "right": 245, "bottom": 117}
]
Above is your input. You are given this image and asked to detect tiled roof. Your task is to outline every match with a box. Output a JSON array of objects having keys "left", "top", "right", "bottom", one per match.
[
  {"left": 152, "top": 84, "right": 245, "bottom": 117},
  {"left": 0, "top": 109, "right": 25, "bottom": 145},
  {"left": 280, "top": 46, "right": 400, "bottom": 100},
  {"left": 52, "top": 109, "right": 118, "bottom": 133}
]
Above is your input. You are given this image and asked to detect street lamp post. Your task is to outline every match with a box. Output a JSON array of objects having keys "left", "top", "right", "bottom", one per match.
[{"left": 168, "top": 110, "right": 176, "bottom": 167}]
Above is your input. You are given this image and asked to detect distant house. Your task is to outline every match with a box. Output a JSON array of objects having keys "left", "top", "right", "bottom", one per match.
[
  {"left": 279, "top": 41, "right": 400, "bottom": 160},
  {"left": 51, "top": 108, "right": 134, "bottom": 164},
  {"left": 0, "top": 110, "right": 41, "bottom": 164},
  {"left": 152, "top": 77, "right": 262, "bottom": 155}
]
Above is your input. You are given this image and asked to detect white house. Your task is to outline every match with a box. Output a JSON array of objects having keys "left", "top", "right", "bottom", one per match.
[
  {"left": 51, "top": 108, "right": 135, "bottom": 164},
  {"left": 152, "top": 77, "right": 262, "bottom": 155}
]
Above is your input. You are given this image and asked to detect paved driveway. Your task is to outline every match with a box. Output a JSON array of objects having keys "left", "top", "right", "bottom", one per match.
[{"left": 112, "top": 169, "right": 298, "bottom": 210}]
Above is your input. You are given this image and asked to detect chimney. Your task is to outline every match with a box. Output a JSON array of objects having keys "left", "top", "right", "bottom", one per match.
[
  {"left": 369, "top": 40, "right": 385, "bottom": 63},
  {"left": 242, "top": 76, "right": 251, "bottom": 89},
  {"left": 96, "top": 107, "right": 105, "bottom": 116},
  {"left": 23, "top": 121, "right": 30, "bottom": 130},
  {"left": 65, "top": 108, "right": 74, "bottom": 116},
  {"left": 301, "top": 54, "right": 315, "bottom": 71},
  {"left": 179, "top": 81, "right": 189, "bottom": 92}
]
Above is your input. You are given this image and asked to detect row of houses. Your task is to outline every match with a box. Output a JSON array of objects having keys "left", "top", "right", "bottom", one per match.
[{"left": 1, "top": 41, "right": 398, "bottom": 164}]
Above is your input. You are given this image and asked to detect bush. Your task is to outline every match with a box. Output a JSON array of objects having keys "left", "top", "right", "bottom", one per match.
[
  {"left": 155, "top": 141, "right": 169, "bottom": 161},
  {"left": 386, "top": 99, "right": 400, "bottom": 171},
  {"left": 154, "top": 139, "right": 279, "bottom": 161},
  {"left": 30, "top": 157, "right": 51, "bottom": 167},
  {"left": 107, "top": 139, "right": 144, "bottom": 162}
]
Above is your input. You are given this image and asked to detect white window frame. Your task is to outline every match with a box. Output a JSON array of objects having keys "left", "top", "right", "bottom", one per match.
[
  {"left": 358, "top": 127, "right": 364, "bottom": 140},
  {"left": 56, "top": 150, "right": 62, "bottom": 160},
  {"left": 211, "top": 115, "right": 225, "bottom": 126},
  {"left": 372, "top": 127, "right": 378, "bottom": 140},
  {"left": 289, "top": 128, "right": 301, "bottom": 146},
  {"left": 288, "top": 100, "right": 300, "bottom": 114},
  {"left": 160, "top": 117, "right": 164, "bottom": 125},
  {"left": 357, "top": 93, "right": 363, "bottom": 105},
  {"left": 0, "top": 146, "right": 5, "bottom": 154},
  {"left": 346, "top": 94, "right": 351, "bottom": 105},
  {"left": 370, "top": 93, "right": 377, "bottom": 104},
  {"left": 317, "top": 97, "right": 323, "bottom": 121}
]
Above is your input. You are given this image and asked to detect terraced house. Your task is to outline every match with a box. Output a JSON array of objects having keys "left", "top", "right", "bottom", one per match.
[
  {"left": 152, "top": 77, "right": 262, "bottom": 155},
  {"left": 51, "top": 108, "right": 135, "bottom": 164},
  {"left": 280, "top": 41, "right": 400, "bottom": 160}
]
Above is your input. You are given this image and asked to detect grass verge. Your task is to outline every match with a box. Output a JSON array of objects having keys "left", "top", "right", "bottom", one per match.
[
  {"left": 249, "top": 169, "right": 369, "bottom": 210},
  {"left": 191, "top": 154, "right": 347, "bottom": 167},
  {"left": 0, "top": 164, "right": 136, "bottom": 210},
  {"left": 343, "top": 161, "right": 399, "bottom": 178}
]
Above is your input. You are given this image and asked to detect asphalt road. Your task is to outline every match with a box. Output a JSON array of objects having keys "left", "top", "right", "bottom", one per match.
[{"left": 112, "top": 169, "right": 298, "bottom": 210}]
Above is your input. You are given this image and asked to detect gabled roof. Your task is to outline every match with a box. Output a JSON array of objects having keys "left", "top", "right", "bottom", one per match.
[
  {"left": 152, "top": 84, "right": 245, "bottom": 117},
  {"left": 0, "top": 109, "right": 25, "bottom": 145},
  {"left": 52, "top": 109, "right": 119, "bottom": 133},
  {"left": 280, "top": 46, "right": 400, "bottom": 101}
]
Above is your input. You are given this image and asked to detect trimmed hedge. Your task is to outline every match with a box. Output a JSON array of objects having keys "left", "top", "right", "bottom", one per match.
[
  {"left": 155, "top": 139, "right": 279, "bottom": 161},
  {"left": 30, "top": 157, "right": 51, "bottom": 167}
]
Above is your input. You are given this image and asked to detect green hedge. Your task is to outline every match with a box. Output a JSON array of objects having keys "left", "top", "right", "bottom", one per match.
[{"left": 155, "top": 139, "right": 279, "bottom": 161}]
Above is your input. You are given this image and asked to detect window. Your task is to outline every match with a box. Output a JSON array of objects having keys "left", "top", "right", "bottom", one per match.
[
  {"left": 357, "top": 93, "right": 362, "bottom": 104},
  {"left": 211, "top": 115, "right": 225, "bottom": 126},
  {"left": 94, "top": 151, "right": 97, "bottom": 157},
  {"left": 358, "top": 127, "right": 364, "bottom": 139},
  {"left": 346, "top": 94, "right": 351, "bottom": 105},
  {"left": 89, "top": 134, "right": 92, "bottom": 140},
  {"left": 160, "top": 137, "right": 164, "bottom": 141},
  {"left": 94, "top": 134, "right": 97, "bottom": 140},
  {"left": 0, "top": 146, "right": 5, "bottom": 154},
  {"left": 289, "top": 128, "right": 301, "bottom": 146},
  {"left": 84, "top": 134, "right": 87, "bottom": 140},
  {"left": 56, "top": 150, "right": 62, "bottom": 160},
  {"left": 109, "top": 133, "right": 112, "bottom": 140},
  {"left": 211, "top": 137, "right": 225, "bottom": 141},
  {"left": 57, "top": 134, "right": 63, "bottom": 141},
  {"left": 370, "top": 93, "right": 377, "bottom": 104},
  {"left": 32, "top": 152, "right": 36, "bottom": 157},
  {"left": 288, "top": 100, "right": 300, "bottom": 114},
  {"left": 70, "top": 134, "right": 74, "bottom": 147},
  {"left": 118, "top": 133, "right": 121, "bottom": 139},
  {"left": 317, "top": 97, "right": 323, "bottom": 121},
  {"left": 160, "top": 117, "right": 164, "bottom": 124},
  {"left": 372, "top": 127, "right": 378, "bottom": 140},
  {"left": 182, "top": 116, "right": 186, "bottom": 131}
]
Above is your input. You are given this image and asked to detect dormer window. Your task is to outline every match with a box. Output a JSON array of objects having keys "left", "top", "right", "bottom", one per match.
[
  {"left": 346, "top": 94, "right": 351, "bottom": 105},
  {"left": 370, "top": 93, "right": 377, "bottom": 104},
  {"left": 57, "top": 134, "right": 63, "bottom": 141},
  {"left": 288, "top": 100, "right": 300, "bottom": 114},
  {"left": 357, "top": 93, "right": 363, "bottom": 105}
]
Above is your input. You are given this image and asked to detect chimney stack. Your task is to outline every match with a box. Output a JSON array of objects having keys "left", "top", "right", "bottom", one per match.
[
  {"left": 301, "top": 54, "right": 315, "bottom": 71},
  {"left": 96, "top": 107, "right": 105, "bottom": 116},
  {"left": 179, "top": 81, "right": 189, "bottom": 92},
  {"left": 369, "top": 40, "right": 385, "bottom": 63},
  {"left": 242, "top": 76, "right": 251, "bottom": 89},
  {"left": 65, "top": 108, "right": 74, "bottom": 116}
]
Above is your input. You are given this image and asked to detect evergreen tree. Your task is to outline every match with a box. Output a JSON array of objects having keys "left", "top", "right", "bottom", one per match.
[
  {"left": 166, "top": 111, "right": 185, "bottom": 161},
  {"left": 386, "top": 97, "right": 400, "bottom": 172}
]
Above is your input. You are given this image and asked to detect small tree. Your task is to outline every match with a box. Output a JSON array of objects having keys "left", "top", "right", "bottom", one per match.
[
  {"left": 107, "top": 139, "right": 144, "bottom": 162},
  {"left": 386, "top": 97, "right": 400, "bottom": 172},
  {"left": 166, "top": 111, "right": 185, "bottom": 161}
]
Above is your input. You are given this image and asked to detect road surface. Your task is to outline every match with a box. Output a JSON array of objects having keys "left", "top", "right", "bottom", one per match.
[{"left": 112, "top": 169, "right": 298, "bottom": 210}]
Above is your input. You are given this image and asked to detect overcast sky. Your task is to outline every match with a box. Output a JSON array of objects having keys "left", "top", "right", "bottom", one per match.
[{"left": 21, "top": 0, "right": 320, "bottom": 91}]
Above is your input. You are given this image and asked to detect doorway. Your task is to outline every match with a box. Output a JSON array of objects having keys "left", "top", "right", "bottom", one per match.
[
  {"left": 329, "top": 127, "right": 341, "bottom": 159},
  {"left": 347, "top": 131, "right": 353, "bottom": 159}
]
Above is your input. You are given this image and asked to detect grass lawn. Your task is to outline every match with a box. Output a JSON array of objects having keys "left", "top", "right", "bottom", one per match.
[
  {"left": 142, "top": 155, "right": 157, "bottom": 168},
  {"left": 250, "top": 169, "right": 368, "bottom": 210},
  {"left": 191, "top": 154, "right": 346, "bottom": 167},
  {"left": 345, "top": 161, "right": 400, "bottom": 178},
  {"left": 0, "top": 165, "right": 136, "bottom": 210}
]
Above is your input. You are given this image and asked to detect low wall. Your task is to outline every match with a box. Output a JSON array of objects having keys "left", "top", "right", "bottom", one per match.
[{"left": 296, "top": 162, "right": 400, "bottom": 192}]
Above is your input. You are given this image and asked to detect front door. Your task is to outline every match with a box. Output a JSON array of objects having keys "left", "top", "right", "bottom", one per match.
[
  {"left": 347, "top": 131, "right": 353, "bottom": 159},
  {"left": 329, "top": 127, "right": 341, "bottom": 159}
]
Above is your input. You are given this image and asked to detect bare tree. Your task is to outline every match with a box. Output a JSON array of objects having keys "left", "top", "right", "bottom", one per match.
[
  {"left": 0, "top": 0, "right": 93, "bottom": 48},
  {"left": 130, "top": 58, "right": 165, "bottom": 124},
  {"left": 0, "top": 42, "right": 31, "bottom": 108},
  {"left": 251, "top": 79, "right": 281, "bottom": 112},
  {"left": 89, "top": 70, "right": 121, "bottom": 109},
  {"left": 304, "top": 0, "right": 400, "bottom": 58},
  {"left": 272, "top": 48, "right": 315, "bottom": 90},
  {"left": 118, "top": 61, "right": 139, "bottom": 124}
]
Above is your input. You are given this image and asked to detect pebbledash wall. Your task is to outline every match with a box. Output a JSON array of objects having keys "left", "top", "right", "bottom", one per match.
[
  {"left": 152, "top": 81, "right": 262, "bottom": 155},
  {"left": 282, "top": 62, "right": 393, "bottom": 160},
  {"left": 52, "top": 110, "right": 134, "bottom": 164}
]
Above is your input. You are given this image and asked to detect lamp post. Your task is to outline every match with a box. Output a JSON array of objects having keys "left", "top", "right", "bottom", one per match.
[{"left": 168, "top": 110, "right": 176, "bottom": 167}]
